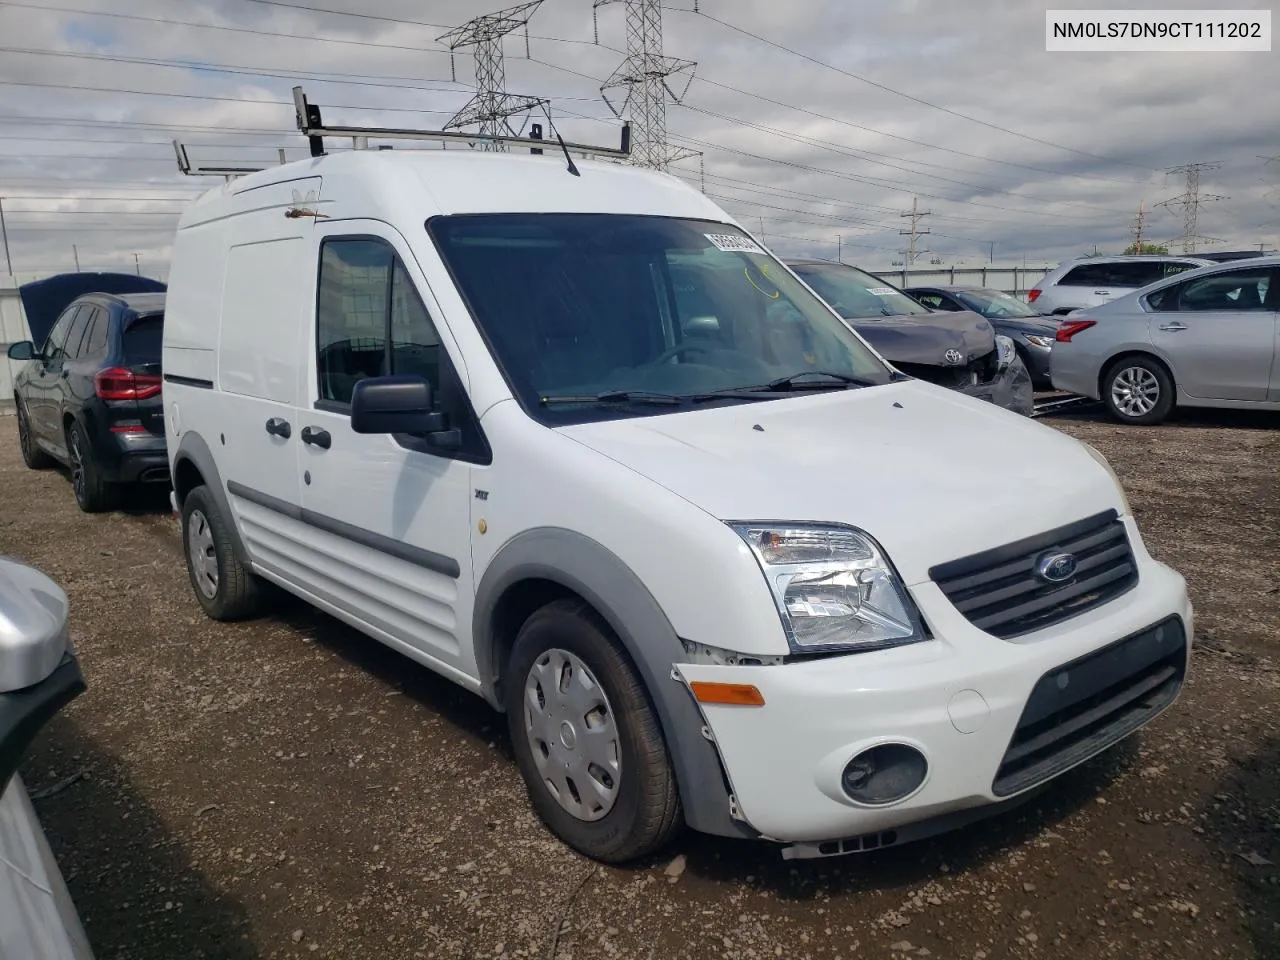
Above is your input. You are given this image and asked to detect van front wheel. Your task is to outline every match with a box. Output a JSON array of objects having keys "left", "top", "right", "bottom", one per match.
[
  {"left": 181, "top": 485, "right": 264, "bottom": 621},
  {"left": 504, "top": 599, "right": 682, "bottom": 863}
]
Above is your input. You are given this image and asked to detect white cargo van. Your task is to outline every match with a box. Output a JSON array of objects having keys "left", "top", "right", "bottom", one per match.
[{"left": 161, "top": 145, "right": 1192, "bottom": 863}]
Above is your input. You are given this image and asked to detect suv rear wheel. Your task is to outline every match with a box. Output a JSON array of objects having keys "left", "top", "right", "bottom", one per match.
[
  {"left": 504, "top": 599, "right": 682, "bottom": 863},
  {"left": 1102, "top": 356, "right": 1175, "bottom": 425},
  {"left": 67, "top": 420, "right": 117, "bottom": 513},
  {"left": 181, "top": 485, "right": 265, "bottom": 620}
]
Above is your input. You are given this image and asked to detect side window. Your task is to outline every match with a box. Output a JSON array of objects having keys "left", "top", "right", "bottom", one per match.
[
  {"left": 316, "top": 237, "right": 446, "bottom": 404},
  {"left": 914, "top": 293, "right": 944, "bottom": 308},
  {"left": 317, "top": 239, "right": 392, "bottom": 405},
  {"left": 81, "top": 309, "right": 110, "bottom": 360},
  {"left": 389, "top": 259, "right": 442, "bottom": 395},
  {"left": 1163, "top": 261, "right": 1201, "bottom": 278},
  {"left": 42, "top": 305, "right": 82, "bottom": 363},
  {"left": 931, "top": 294, "right": 964, "bottom": 311},
  {"left": 1057, "top": 263, "right": 1112, "bottom": 287},
  {"left": 62, "top": 307, "right": 94, "bottom": 361},
  {"left": 1148, "top": 267, "right": 1274, "bottom": 312}
]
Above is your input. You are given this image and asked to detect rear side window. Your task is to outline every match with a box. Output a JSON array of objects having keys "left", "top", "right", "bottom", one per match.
[
  {"left": 80, "top": 310, "right": 109, "bottom": 360},
  {"left": 1056, "top": 263, "right": 1114, "bottom": 287},
  {"left": 1148, "top": 267, "right": 1274, "bottom": 312},
  {"left": 123, "top": 315, "right": 164, "bottom": 365},
  {"left": 316, "top": 237, "right": 443, "bottom": 406},
  {"left": 62, "top": 308, "right": 92, "bottom": 360}
]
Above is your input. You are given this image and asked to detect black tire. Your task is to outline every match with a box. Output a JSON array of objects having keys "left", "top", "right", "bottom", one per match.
[
  {"left": 504, "top": 599, "right": 682, "bottom": 863},
  {"left": 15, "top": 398, "right": 53, "bottom": 469},
  {"left": 1102, "top": 355, "right": 1175, "bottom": 426},
  {"left": 66, "top": 419, "right": 117, "bottom": 513},
  {"left": 181, "top": 484, "right": 265, "bottom": 621}
]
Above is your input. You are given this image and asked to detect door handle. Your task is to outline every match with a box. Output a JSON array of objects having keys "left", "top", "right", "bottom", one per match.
[
  {"left": 301, "top": 426, "right": 331, "bottom": 450},
  {"left": 1093, "top": 289, "right": 1111, "bottom": 296},
  {"left": 1158, "top": 322, "right": 1188, "bottom": 332},
  {"left": 265, "top": 417, "right": 292, "bottom": 439}
]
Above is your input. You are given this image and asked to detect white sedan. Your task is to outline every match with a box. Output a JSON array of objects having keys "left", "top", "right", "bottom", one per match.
[{"left": 1051, "top": 256, "right": 1280, "bottom": 424}]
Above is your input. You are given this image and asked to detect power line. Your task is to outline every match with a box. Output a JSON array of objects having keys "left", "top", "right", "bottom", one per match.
[
  {"left": 0, "top": 1, "right": 454, "bottom": 55},
  {"left": 685, "top": 8, "right": 1152, "bottom": 171}
]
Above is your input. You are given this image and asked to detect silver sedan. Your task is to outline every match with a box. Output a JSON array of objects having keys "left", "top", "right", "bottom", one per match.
[{"left": 1050, "top": 256, "right": 1280, "bottom": 424}]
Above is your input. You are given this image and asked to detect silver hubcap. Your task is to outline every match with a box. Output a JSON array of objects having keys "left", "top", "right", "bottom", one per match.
[
  {"left": 1111, "top": 366, "right": 1160, "bottom": 417},
  {"left": 187, "top": 509, "right": 219, "bottom": 599},
  {"left": 523, "top": 649, "right": 621, "bottom": 822}
]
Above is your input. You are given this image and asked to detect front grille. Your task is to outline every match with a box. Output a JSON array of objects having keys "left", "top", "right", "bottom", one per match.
[
  {"left": 895, "top": 349, "right": 998, "bottom": 389},
  {"left": 993, "top": 616, "right": 1186, "bottom": 797},
  {"left": 929, "top": 510, "right": 1137, "bottom": 639}
]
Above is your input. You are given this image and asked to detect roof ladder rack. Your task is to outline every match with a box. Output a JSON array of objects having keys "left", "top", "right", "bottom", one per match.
[
  {"left": 174, "top": 142, "right": 288, "bottom": 179},
  {"left": 291, "top": 85, "right": 631, "bottom": 160}
]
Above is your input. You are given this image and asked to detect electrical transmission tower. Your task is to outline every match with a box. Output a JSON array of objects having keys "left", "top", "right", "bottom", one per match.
[
  {"left": 1131, "top": 200, "right": 1146, "bottom": 252},
  {"left": 898, "top": 197, "right": 931, "bottom": 264},
  {"left": 1156, "top": 162, "right": 1226, "bottom": 254},
  {"left": 594, "top": 0, "right": 696, "bottom": 170},
  {"left": 437, "top": 1, "right": 546, "bottom": 150}
]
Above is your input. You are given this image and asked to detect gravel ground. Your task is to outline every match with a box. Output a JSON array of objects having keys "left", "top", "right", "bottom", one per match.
[{"left": 3, "top": 407, "right": 1277, "bottom": 960}]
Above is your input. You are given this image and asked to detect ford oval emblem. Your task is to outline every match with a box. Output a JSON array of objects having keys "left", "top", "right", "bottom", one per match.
[
  {"left": 1037, "top": 551, "right": 1078, "bottom": 583},
  {"left": 944, "top": 349, "right": 963, "bottom": 365}
]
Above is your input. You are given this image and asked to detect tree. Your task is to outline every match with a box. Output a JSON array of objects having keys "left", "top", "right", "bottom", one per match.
[{"left": 1124, "top": 241, "right": 1170, "bottom": 255}]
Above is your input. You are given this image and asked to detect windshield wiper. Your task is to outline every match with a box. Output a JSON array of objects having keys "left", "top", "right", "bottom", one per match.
[
  {"left": 759, "top": 371, "right": 877, "bottom": 392},
  {"left": 539, "top": 390, "right": 685, "bottom": 406}
]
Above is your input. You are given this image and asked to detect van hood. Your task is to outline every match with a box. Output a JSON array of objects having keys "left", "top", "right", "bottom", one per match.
[
  {"left": 557, "top": 380, "right": 1124, "bottom": 585},
  {"left": 846, "top": 310, "right": 995, "bottom": 367}
]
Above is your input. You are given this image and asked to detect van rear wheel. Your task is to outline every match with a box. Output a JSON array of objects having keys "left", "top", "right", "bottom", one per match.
[
  {"left": 504, "top": 599, "right": 682, "bottom": 863},
  {"left": 181, "top": 485, "right": 264, "bottom": 621}
]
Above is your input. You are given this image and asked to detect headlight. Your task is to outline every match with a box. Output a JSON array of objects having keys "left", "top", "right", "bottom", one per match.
[
  {"left": 1024, "top": 335, "right": 1055, "bottom": 349},
  {"left": 995, "top": 335, "right": 1016, "bottom": 372},
  {"left": 1079, "top": 441, "right": 1132, "bottom": 516},
  {"left": 730, "top": 523, "right": 925, "bottom": 654}
]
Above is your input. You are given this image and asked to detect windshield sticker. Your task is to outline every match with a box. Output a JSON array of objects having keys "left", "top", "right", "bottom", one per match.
[
  {"left": 705, "top": 232, "right": 766, "bottom": 255},
  {"left": 866, "top": 286, "right": 898, "bottom": 296}
]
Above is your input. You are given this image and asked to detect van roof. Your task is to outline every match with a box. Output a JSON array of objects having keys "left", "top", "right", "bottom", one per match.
[{"left": 179, "top": 149, "right": 731, "bottom": 227}]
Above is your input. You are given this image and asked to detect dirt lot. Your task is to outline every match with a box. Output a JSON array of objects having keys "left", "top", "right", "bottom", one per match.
[{"left": 2, "top": 408, "right": 1277, "bottom": 960}]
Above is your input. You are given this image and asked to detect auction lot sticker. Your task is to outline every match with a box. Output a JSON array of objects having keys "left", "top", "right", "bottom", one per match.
[{"left": 706, "top": 233, "right": 767, "bottom": 255}]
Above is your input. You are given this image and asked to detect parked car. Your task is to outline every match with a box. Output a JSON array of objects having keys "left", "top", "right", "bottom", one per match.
[
  {"left": 163, "top": 147, "right": 1192, "bottom": 864},
  {"left": 904, "top": 285, "right": 1058, "bottom": 389},
  {"left": 1028, "top": 255, "right": 1210, "bottom": 315},
  {"left": 1191, "top": 249, "right": 1275, "bottom": 263},
  {"left": 1051, "top": 256, "right": 1280, "bottom": 424},
  {"left": 0, "top": 556, "right": 92, "bottom": 958},
  {"left": 786, "top": 260, "right": 1034, "bottom": 415},
  {"left": 7, "top": 292, "right": 169, "bottom": 512}
]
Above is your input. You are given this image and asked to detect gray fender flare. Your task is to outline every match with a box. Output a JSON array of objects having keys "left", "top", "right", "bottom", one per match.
[
  {"left": 172, "top": 431, "right": 252, "bottom": 565},
  {"left": 474, "top": 528, "right": 754, "bottom": 840}
]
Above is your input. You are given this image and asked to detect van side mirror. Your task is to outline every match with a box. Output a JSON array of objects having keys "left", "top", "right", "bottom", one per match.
[
  {"left": 349, "top": 375, "right": 458, "bottom": 447},
  {"left": 6, "top": 341, "right": 34, "bottom": 361}
]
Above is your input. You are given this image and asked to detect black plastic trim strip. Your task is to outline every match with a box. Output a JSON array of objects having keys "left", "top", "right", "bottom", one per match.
[
  {"left": 162, "top": 373, "right": 213, "bottom": 389},
  {"left": 226, "top": 480, "right": 461, "bottom": 579},
  {"left": 930, "top": 508, "right": 1120, "bottom": 582},
  {"left": 0, "top": 653, "right": 86, "bottom": 796}
]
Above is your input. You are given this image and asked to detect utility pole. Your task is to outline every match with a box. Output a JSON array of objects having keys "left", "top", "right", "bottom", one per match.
[
  {"left": 988, "top": 240, "right": 995, "bottom": 263},
  {"left": 594, "top": 0, "right": 696, "bottom": 170},
  {"left": 132, "top": 252, "right": 141, "bottom": 276},
  {"left": 437, "top": 2, "right": 547, "bottom": 151},
  {"left": 0, "top": 197, "right": 11, "bottom": 276},
  {"left": 1131, "top": 200, "right": 1146, "bottom": 253},
  {"left": 898, "top": 196, "right": 931, "bottom": 264},
  {"left": 1156, "top": 162, "right": 1226, "bottom": 254},
  {"left": 837, "top": 235, "right": 842, "bottom": 263},
  {"left": 72, "top": 244, "right": 80, "bottom": 271}
]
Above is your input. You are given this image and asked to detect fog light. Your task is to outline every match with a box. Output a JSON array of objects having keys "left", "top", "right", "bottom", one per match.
[{"left": 841, "top": 744, "right": 928, "bottom": 805}]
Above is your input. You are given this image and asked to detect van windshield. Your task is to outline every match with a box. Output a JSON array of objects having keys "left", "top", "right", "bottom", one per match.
[{"left": 428, "top": 214, "right": 892, "bottom": 423}]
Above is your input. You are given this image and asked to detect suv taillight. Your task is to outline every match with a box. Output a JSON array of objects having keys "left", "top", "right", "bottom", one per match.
[
  {"left": 95, "top": 367, "right": 162, "bottom": 401},
  {"left": 1027, "top": 288, "right": 1041, "bottom": 302},
  {"left": 1055, "top": 319, "right": 1097, "bottom": 343}
]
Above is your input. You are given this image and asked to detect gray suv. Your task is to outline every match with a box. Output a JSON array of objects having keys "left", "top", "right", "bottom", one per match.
[{"left": 1028, "top": 255, "right": 1210, "bottom": 315}]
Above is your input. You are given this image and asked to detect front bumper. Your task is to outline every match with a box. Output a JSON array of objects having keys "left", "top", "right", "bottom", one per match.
[
  {"left": 1019, "top": 342, "right": 1054, "bottom": 389},
  {"left": 674, "top": 552, "right": 1191, "bottom": 849},
  {"left": 955, "top": 353, "right": 1035, "bottom": 416}
]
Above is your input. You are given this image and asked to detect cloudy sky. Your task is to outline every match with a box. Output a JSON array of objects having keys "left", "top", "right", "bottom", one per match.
[{"left": 1, "top": 0, "right": 1277, "bottom": 279}]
